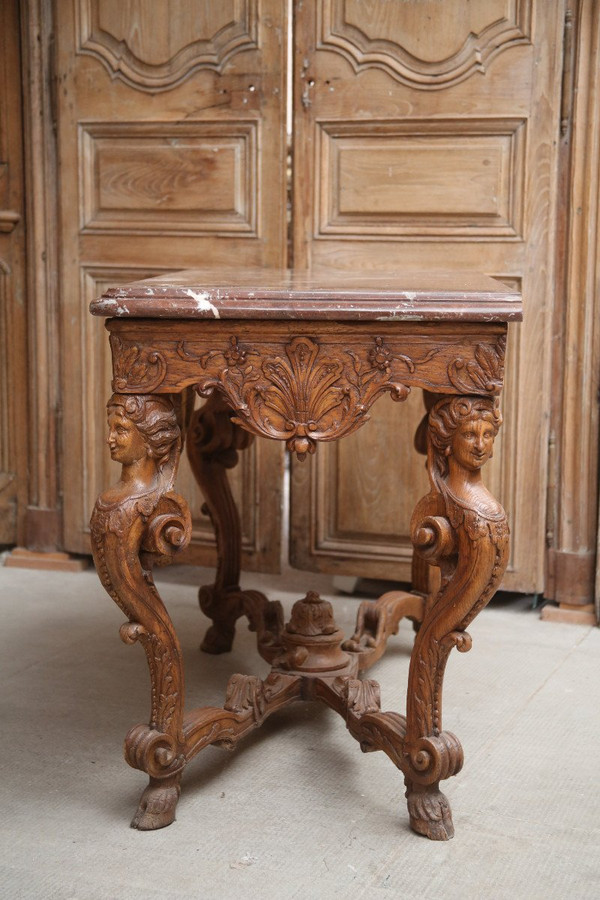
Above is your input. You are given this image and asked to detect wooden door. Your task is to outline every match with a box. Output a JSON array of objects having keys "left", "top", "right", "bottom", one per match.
[
  {"left": 56, "top": 0, "right": 287, "bottom": 570},
  {"left": 290, "top": 0, "right": 565, "bottom": 593},
  {"left": 0, "top": 0, "right": 27, "bottom": 544}
]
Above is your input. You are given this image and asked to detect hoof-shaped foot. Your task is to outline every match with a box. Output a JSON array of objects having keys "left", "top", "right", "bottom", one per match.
[
  {"left": 131, "top": 776, "right": 181, "bottom": 831},
  {"left": 200, "top": 624, "right": 235, "bottom": 654},
  {"left": 406, "top": 782, "right": 454, "bottom": 841}
]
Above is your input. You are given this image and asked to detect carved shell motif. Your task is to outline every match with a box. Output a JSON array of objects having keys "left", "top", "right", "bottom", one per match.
[{"left": 191, "top": 335, "right": 411, "bottom": 459}]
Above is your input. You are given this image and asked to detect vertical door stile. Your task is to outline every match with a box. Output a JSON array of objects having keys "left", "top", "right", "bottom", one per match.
[{"left": 289, "top": 0, "right": 566, "bottom": 594}]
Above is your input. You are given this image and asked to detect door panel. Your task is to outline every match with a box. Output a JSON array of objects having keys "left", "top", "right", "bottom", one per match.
[
  {"left": 58, "top": 0, "right": 287, "bottom": 571},
  {"left": 291, "top": 0, "right": 564, "bottom": 592}
]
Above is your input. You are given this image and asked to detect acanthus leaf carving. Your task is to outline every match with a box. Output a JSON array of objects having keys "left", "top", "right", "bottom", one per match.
[
  {"left": 111, "top": 335, "right": 167, "bottom": 393},
  {"left": 448, "top": 335, "right": 506, "bottom": 394},
  {"left": 189, "top": 334, "right": 412, "bottom": 459},
  {"left": 407, "top": 395, "right": 509, "bottom": 749}
]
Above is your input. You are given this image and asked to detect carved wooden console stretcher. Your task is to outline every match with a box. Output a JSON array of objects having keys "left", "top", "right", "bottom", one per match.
[{"left": 90, "top": 269, "right": 521, "bottom": 840}]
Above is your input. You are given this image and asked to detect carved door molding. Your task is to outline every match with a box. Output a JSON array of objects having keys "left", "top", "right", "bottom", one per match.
[
  {"left": 317, "top": 0, "right": 532, "bottom": 89},
  {"left": 55, "top": 0, "right": 287, "bottom": 571},
  {"left": 76, "top": 0, "right": 259, "bottom": 91},
  {"left": 291, "top": 0, "right": 566, "bottom": 594}
]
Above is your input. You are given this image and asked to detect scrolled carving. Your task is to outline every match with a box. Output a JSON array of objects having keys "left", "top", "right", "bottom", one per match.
[
  {"left": 110, "top": 335, "right": 167, "bottom": 393},
  {"left": 141, "top": 495, "right": 193, "bottom": 565},
  {"left": 404, "top": 393, "right": 509, "bottom": 825},
  {"left": 125, "top": 723, "right": 184, "bottom": 779},
  {"left": 190, "top": 334, "right": 411, "bottom": 459},
  {"left": 404, "top": 731, "right": 464, "bottom": 785},
  {"left": 448, "top": 335, "right": 506, "bottom": 395},
  {"left": 90, "top": 393, "right": 191, "bottom": 826},
  {"left": 411, "top": 514, "right": 457, "bottom": 563}
]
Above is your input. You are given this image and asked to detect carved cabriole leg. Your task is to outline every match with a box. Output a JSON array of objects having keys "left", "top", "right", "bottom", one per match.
[
  {"left": 404, "top": 394, "right": 509, "bottom": 840},
  {"left": 187, "top": 391, "right": 284, "bottom": 661},
  {"left": 90, "top": 393, "right": 192, "bottom": 830}
]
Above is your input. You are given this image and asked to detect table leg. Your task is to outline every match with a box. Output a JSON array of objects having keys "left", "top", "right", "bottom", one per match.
[
  {"left": 405, "top": 394, "right": 509, "bottom": 839},
  {"left": 90, "top": 393, "right": 192, "bottom": 829},
  {"left": 187, "top": 392, "right": 284, "bottom": 661}
]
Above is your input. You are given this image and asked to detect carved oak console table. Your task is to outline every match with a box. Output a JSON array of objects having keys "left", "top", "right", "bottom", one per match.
[{"left": 90, "top": 269, "right": 521, "bottom": 840}]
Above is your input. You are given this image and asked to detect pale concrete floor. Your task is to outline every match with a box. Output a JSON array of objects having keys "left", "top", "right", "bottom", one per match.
[{"left": 0, "top": 558, "right": 599, "bottom": 900}]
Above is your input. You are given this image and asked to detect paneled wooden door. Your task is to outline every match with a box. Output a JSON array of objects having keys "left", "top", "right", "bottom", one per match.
[
  {"left": 290, "top": 0, "right": 565, "bottom": 592},
  {"left": 57, "top": 1, "right": 287, "bottom": 570}
]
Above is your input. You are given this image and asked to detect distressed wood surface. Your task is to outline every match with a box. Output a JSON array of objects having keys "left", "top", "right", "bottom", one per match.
[
  {"left": 55, "top": 0, "right": 287, "bottom": 569},
  {"left": 291, "top": 0, "right": 564, "bottom": 594},
  {"left": 91, "top": 266, "right": 514, "bottom": 837}
]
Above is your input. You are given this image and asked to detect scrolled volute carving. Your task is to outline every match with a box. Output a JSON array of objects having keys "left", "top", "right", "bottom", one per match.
[
  {"left": 125, "top": 723, "right": 185, "bottom": 779},
  {"left": 188, "top": 334, "right": 412, "bottom": 460},
  {"left": 406, "top": 393, "right": 509, "bottom": 755},
  {"left": 141, "top": 493, "right": 192, "bottom": 566},
  {"left": 404, "top": 731, "right": 464, "bottom": 785},
  {"left": 411, "top": 514, "right": 457, "bottom": 563},
  {"left": 448, "top": 335, "right": 506, "bottom": 395},
  {"left": 111, "top": 336, "right": 167, "bottom": 393}
]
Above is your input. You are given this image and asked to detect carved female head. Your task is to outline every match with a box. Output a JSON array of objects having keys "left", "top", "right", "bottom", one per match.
[
  {"left": 429, "top": 396, "right": 502, "bottom": 476},
  {"left": 106, "top": 394, "right": 180, "bottom": 469}
]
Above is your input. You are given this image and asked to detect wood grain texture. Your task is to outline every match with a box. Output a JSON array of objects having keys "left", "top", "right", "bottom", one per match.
[
  {"left": 546, "top": 0, "right": 600, "bottom": 609},
  {"left": 292, "top": 0, "right": 564, "bottom": 594},
  {"left": 57, "top": 0, "right": 287, "bottom": 569},
  {"left": 90, "top": 298, "right": 509, "bottom": 837},
  {"left": 318, "top": 0, "right": 531, "bottom": 89},
  {"left": 79, "top": 269, "right": 280, "bottom": 572},
  {"left": 0, "top": 0, "right": 28, "bottom": 543},
  {"left": 77, "top": 0, "right": 258, "bottom": 91}
]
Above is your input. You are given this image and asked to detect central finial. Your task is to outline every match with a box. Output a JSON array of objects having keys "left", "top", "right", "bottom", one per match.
[{"left": 286, "top": 591, "right": 337, "bottom": 636}]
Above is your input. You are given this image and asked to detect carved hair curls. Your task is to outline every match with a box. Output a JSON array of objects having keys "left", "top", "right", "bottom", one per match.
[
  {"left": 428, "top": 396, "right": 502, "bottom": 482},
  {"left": 107, "top": 394, "right": 180, "bottom": 469}
]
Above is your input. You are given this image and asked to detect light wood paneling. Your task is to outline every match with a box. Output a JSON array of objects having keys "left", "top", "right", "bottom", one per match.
[
  {"left": 58, "top": 0, "right": 287, "bottom": 570},
  {"left": 80, "top": 121, "right": 258, "bottom": 234},
  {"left": 317, "top": 118, "right": 525, "bottom": 237},
  {"left": 291, "top": 0, "right": 564, "bottom": 592}
]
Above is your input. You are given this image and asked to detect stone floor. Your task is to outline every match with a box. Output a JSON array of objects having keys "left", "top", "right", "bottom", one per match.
[{"left": 0, "top": 558, "right": 598, "bottom": 899}]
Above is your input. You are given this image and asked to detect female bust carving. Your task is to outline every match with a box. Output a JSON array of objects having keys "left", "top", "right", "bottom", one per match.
[
  {"left": 427, "top": 396, "right": 503, "bottom": 517},
  {"left": 102, "top": 393, "right": 180, "bottom": 504}
]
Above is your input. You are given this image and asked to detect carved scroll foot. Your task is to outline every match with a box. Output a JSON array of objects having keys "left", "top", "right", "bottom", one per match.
[
  {"left": 201, "top": 624, "right": 235, "bottom": 655},
  {"left": 404, "top": 395, "right": 509, "bottom": 838},
  {"left": 405, "top": 780, "right": 454, "bottom": 841},
  {"left": 90, "top": 394, "right": 193, "bottom": 829},
  {"left": 131, "top": 774, "right": 182, "bottom": 831}
]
